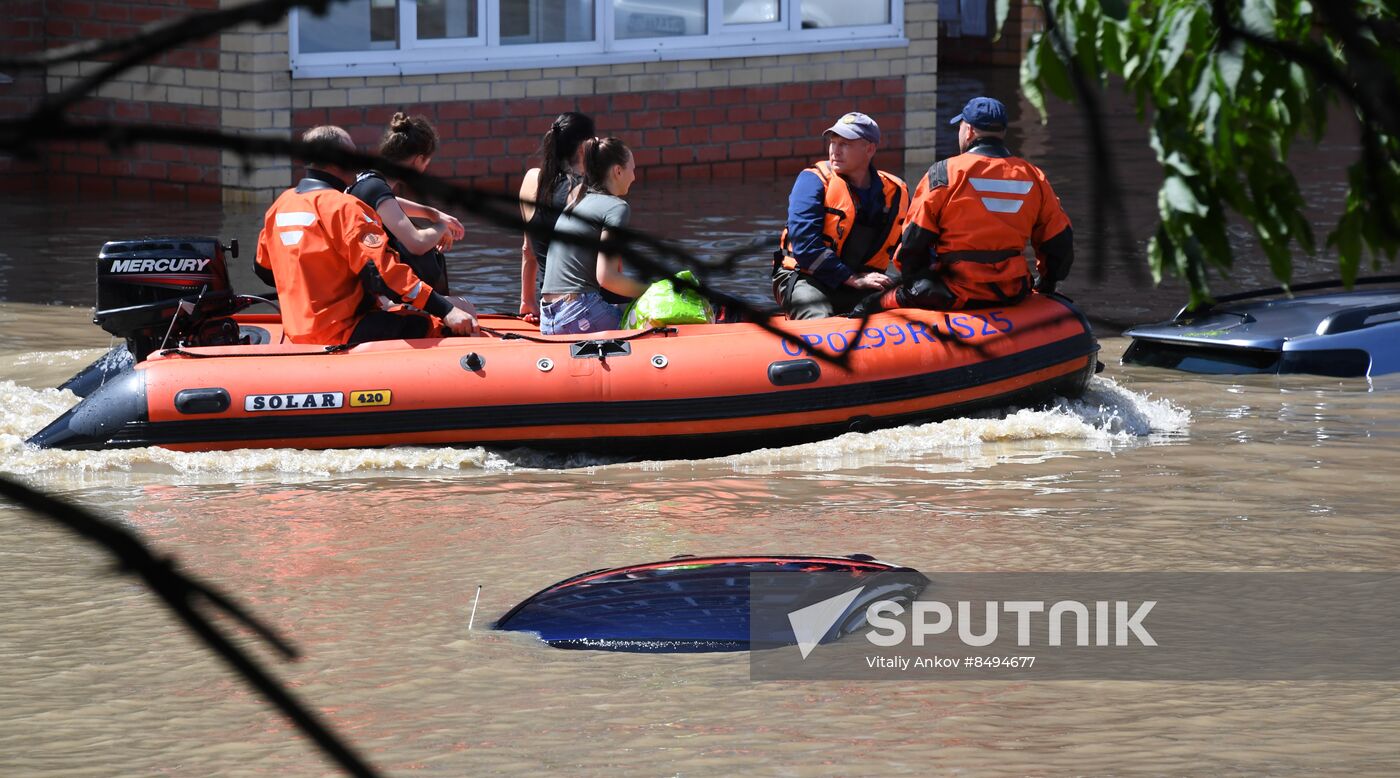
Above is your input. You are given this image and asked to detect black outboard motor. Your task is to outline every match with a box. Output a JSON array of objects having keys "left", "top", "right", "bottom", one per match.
[{"left": 94, "top": 236, "right": 241, "bottom": 362}]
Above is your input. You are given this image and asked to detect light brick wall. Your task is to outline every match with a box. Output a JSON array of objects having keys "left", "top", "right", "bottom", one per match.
[
  {"left": 218, "top": 4, "right": 292, "bottom": 204},
  {"left": 903, "top": 0, "right": 940, "bottom": 176}
]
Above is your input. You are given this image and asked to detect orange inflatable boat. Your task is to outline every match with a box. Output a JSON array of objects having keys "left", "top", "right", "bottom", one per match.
[{"left": 30, "top": 237, "right": 1099, "bottom": 453}]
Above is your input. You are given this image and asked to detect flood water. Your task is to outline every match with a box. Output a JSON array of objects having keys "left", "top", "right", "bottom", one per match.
[{"left": 3, "top": 73, "right": 1399, "bottom": 776}]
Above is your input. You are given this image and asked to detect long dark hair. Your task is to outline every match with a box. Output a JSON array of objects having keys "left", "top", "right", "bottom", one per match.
[
  {"left": 567, "top": 137, "right": 631, "bottom": 210},
  {"left": 379, "top": 112, "right": 438, "bottom": 162},
  {"left": 537, "top": 112, "right": 595, "bottom": 193}
]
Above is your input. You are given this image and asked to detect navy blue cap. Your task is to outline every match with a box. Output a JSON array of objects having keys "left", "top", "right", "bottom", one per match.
[
  {"left": 950, "top": 96, "right": 1008, "bottom": 130},
  {"left": 823, "top": 112, "right": 881, "bottom": 144}
]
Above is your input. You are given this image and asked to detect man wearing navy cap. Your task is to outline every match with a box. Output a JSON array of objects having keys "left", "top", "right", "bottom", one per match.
[
  {"left": 856, "top": 96, "right": 1074, "bottom": 314},
  {"left": 772, "top": 111, "right": 909, "bottom": 319}
]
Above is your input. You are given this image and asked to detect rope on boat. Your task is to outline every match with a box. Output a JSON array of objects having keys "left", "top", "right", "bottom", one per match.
[
  {"left": 477, "top": 324, "right": 677, "bottom": 344},
  {"left": 158, "top": 347, "right": 345, "bottom": 358},
  {"left": 156, "top": 325, "right": 677, "bottom": 358}
]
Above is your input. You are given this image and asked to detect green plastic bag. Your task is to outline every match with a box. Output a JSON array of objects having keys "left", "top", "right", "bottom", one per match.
[{"left": 620, "top": 270, "right": 716, "bottom": 328}]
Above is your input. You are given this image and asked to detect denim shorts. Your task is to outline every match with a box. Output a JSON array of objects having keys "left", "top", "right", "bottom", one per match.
[{"left": 540, "top": 291, "right": 621, "bottom": 335}]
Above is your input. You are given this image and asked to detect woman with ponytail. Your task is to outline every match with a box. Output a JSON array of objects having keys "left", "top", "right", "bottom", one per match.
[
  {"left": 348, "top": 112, "right": 465, "bottom": 294},
  {"left": 538, "top": 137, "right": 649, "bottom": 335},
  {"left": 518, "top": 111, "right": 595, "bottom": 323}
]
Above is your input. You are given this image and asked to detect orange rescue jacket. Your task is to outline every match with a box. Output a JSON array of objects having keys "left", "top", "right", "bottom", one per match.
[
  {"left": 779, "top": 161, "right": 908, "bottom": 275},
  {"left": 896, "top": 140, "right": 1073, "bottom": 307},
  {"left": 255, "top": 177, "right": 448, "bottom": 345}
]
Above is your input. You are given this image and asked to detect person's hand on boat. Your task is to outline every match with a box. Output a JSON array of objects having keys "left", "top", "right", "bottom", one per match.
[
  {"left": 438, "top": 212, "right": 465, "bottom": 241},
  {"left": 430, "top": 212, "right": 464, "bottom": 252},
  {"left": 442, "top": 306, "right": 480, "bottom": 336},
  {"left": 844, "top": 272, "right": 894, "bottom": 291},
  {"left": 519, "top": 297, "right": 540, "bottom": 325},
  {"left": 446, "top": 295, "right": 478, "bottom": 316}
]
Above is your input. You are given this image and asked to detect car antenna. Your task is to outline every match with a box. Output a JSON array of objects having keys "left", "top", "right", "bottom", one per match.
[{"left": 467, "top": 585, "right": 482, "bottom": 631}]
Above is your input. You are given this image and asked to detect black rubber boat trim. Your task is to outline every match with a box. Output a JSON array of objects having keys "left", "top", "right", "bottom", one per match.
[{"left": 73, "top": 332, "right": 1098, "bottom": 450}]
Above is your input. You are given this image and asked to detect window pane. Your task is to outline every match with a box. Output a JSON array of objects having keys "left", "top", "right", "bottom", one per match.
[
  {"left": 723, "top": 0, "right": 778, "bottom": 25},
  {"left": 418, "top": 0, "right": 478, "bottom": 39},
  {"left": 615, "top": 0, "right": 705, "bottom": 39},
  {"left": 501, "top": 0, "right": 595, "bottom": 44},
  {"left": 299, "top": 0, "right": 399, "bottom": 54},
  {"left": 801, "top": 0, "right": 888, "bottom": 28}
]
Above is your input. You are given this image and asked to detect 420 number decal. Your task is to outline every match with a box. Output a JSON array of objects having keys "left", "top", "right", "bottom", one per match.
[
  {"left": 349, "top": 390, "right": 392, "bottom": 407},
  {"left": 781, "top": 311, "right": 1014, "bottom": 357}
]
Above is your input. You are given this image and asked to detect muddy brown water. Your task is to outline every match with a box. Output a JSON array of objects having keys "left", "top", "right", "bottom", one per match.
[{"left": 2, "top": 76, "right": 1398, "bottom": 775}]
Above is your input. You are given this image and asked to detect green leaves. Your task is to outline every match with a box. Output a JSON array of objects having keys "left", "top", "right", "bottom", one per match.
[
  {"left": 994, "top": 0, "right": 1011, "bottom": 42},
  {"left": 1017, "top": 0, "right": 1400, "bottom": 301},
  {"left": 1158, "top": 6, "right": 1195, "bottom": 81},
  {"left": 1163, "top": 176, "right": 1209, "bottom": 217},
  {"left": 1216, "top": 39, "right": 1246, "bottom": 97},
  {"left": 1240, "top": 0, "right": 1276, "bottom": 35},
  {"left": 1037, "top": 24, "right": 1076, "bottom": 100}
]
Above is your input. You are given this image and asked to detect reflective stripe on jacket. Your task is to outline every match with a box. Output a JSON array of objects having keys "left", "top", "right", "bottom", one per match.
[
  {"left": 896, "top": 140, "right": 1073, "bottom": 307},
  {"left": 779, "top": 161, "right": 908, "bottom": 279},
  {"left": 254, "top": 179, "right": 444, "bottom": 345}
]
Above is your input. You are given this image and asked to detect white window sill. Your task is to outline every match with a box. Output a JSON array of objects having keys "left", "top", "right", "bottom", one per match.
[{"left": 291, "top": 35, "right": 909, "bottom": 79}]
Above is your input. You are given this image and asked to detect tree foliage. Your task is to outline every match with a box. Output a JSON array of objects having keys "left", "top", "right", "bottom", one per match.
[{"left": 1016, "top": 0, "right": 1400, "bottom": 306}]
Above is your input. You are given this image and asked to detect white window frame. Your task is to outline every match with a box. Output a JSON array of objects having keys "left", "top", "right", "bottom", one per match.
[
  {"left": 409, "top": 0, "right": 484, "bottom": 50},
  {"left": 290, "top": 0, "right": 904, "bottom": 78}
]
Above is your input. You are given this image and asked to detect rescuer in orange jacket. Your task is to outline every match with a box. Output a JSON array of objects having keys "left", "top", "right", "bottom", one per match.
[
  {"left": 254, "top": 126, "right": 478, "bottom": 345},
  {"left": 855, "top": 97, "right": 1074, "bottom": 315},
  {"left": 772, "top": 112, "right": 909, "bottom": 319}
]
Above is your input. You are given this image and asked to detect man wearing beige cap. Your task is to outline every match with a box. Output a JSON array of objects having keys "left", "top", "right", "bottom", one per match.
[{"left": 772, "top": 112, "right": 909, "bottom": 319}]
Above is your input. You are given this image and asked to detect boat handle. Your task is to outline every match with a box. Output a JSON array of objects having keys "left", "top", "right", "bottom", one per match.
[
  {"left": 768, "top": 359, "right": 821, "bottom": 386},
  {"left": 174, "top": 387, "right": 230, "bottom": 414},
  {"left": 570, "top": 339, "right": 632, "bottom": 360}
]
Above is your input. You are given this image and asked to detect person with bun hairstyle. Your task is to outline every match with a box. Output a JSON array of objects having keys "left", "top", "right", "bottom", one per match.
[
  {"left": 347, "top": 112, "right": 465, "bottom": 295},
  {"left": 538, "top": 136, "right": 649, "bottom": 335},
  {"left": 518, "top": 111, "right": 595, "bottom": 323},
  {"left": 255, "top": 125, "right": 477, "bottom": 344}
]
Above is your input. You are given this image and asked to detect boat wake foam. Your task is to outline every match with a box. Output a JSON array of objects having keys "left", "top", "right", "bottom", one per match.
[
  {"left": 0, "top": 376, "right": 1188, "bottom": 482},
  {"left": 721, "top": 376, "right": 1190, "bottom": 472}
]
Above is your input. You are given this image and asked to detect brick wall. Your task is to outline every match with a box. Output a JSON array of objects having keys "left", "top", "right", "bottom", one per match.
[
  {"left": 42, "top": 0, "right": 221, "bottom": 67},
  {"left": 293, "top": 78, "right": 908, "bottom": 194},
  {"left": 0, "top": 1, "right": 50, "bottom": 192},
  {"left": 7, "top": 0, "right": 946, "bottom": 202},
  {"left": 42, "top": 102, "right": 223, "bottom": 202},
  {"left": 2, "top": 0, "right": 226, "bottom": 200}
]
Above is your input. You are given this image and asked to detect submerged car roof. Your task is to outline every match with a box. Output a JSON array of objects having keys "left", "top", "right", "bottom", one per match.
[{"left": 1123, "top": 277, "right": 1400, "bottom": 377}]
